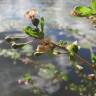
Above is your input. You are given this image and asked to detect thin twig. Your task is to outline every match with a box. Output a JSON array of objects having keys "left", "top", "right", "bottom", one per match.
[
  {"left": 11, "top": 36, "right": 93, "bottom": 66},
  {"left": 51, "top": 41, "right": 92, "bottom": 65}
]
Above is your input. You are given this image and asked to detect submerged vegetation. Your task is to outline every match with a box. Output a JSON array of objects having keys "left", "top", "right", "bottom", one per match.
[{"left": 0, "top": 1, "right": 96, "bottom": 95}]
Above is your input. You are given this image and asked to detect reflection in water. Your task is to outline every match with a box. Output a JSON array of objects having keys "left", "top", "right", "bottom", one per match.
[{"left": 0, "top": 0, "right": 96, "bottom": 96}]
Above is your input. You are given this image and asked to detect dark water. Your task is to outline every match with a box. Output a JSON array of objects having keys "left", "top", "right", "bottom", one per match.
[{"left": 0, "top": 0, "right": 96, "bottom": 96}]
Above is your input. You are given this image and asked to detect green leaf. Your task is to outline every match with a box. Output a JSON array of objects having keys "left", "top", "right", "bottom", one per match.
[
  {"left": 92, "top": 54, "right": 96, "bottom": 63},
  {"left": 23, "top": 73, "right": 31, "bottom": 81},
  {"left": 58, "top": 40, "right": 67, "bottom": 47},
  {"left": 62, "top": 74, "right": 68, "bottom": 81},
  {"left": 23, "top": 26, "right": 44, "bottom": 39},
  {"left": 40, "top": 17, "right": 45, "bottom": 33},
  {"left": 90, "top": 0, "right": 96, "bottom": 14},
  {"left": 67, "top": 43, "right": 78, "bottom": 56},
  {"left": 75, "top": 6, "right": 92, "bottom": 16},
  {"left": 60, "top": 72, "right": 68, "bottom": 81}
]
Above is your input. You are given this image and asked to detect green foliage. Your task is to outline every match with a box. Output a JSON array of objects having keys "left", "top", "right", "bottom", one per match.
[
  {"left": 60, "top": 72, "right": 69, "bottom": 81},
  {"left": 23, "top": 26, "right": 44, "bottom": 39},
  {"left": 23, "top": 73, "right": 31, "bottom": 81},
  {"left": 92, "top": 53, "right": 96, "bottom": 64},
  {"left": 90, "top": 0, "right": 96, "bottom": 14},
  {"left": 75, "top": 6, "right": 92, "bottom": 16},
  {"left": 39, "top": 17, "right": 45, "bottom": 33},
  {"left": 66, "top": 42, "right": 79, "bottom": 56},
  {"left": 72, "top": 0, "right": 96, "bottom": 17},
  {"left": 58, "top": 40, "right": 67, "bottom": 47},
  {"left": 62, "top": 75, "right": 68, "bottom": 81}
]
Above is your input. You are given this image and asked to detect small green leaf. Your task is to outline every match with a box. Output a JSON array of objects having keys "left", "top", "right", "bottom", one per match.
[
  {"left": 62, "top": 75, "right": 68, "bottom": 81},
  {"left": 90, "top": 0, "right": 96, "bottom": 14},
  {"left": 75, "top": 6, "right": 92, "bottom": 16},
  {"left": 40, "top": 17, "right": 45, "bottom": 33},
  {"left": 66, "top": 42, "right": 79, "bottom": 56},
  {"left": 58, "top": 40, "right": 67, "bottom": 47},
  {"left": 23, "top": 26, "right": 44, "bottom": 39},
  {"left": 92, "top": 54, "right": 96, "bottom": 63},
  {"left": 23, "top": 73, "right": 31, "bottom": 81}
]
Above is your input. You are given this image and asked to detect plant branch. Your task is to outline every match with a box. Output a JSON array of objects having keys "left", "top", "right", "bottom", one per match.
[{"left": 51, "top": 41, "right": 92, "bottom": 65}]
